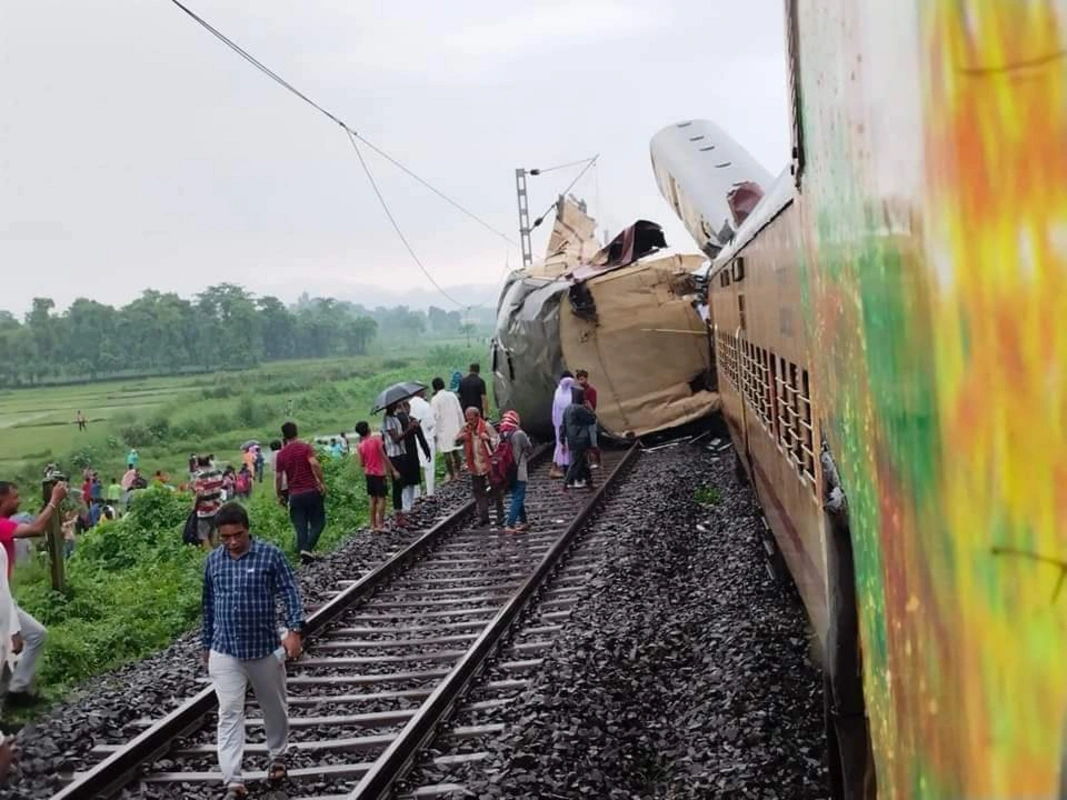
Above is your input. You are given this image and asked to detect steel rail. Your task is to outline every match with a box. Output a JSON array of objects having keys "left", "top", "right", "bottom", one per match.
[
  {"left": 52, "top": 500, "right": 476, "bottom": 799},
  {"left": 347, "top": 442, "right": 642, "bottom": 799},
  {"left": 52, "top": 444, "right": 551, "bottom": 799}
]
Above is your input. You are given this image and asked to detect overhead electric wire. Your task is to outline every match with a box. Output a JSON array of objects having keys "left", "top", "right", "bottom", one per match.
[
  {"left": 165, "top": 0, "right": 517, "bottom": 309},
  {"left": 531, "top": 154, "right": 600, "bottom": 233},
  {"left": 529, "top": 156, "right": 598, "bottom": 175},
  {"left": 345, "top": 131, "right": 466, "bottom": 308}
]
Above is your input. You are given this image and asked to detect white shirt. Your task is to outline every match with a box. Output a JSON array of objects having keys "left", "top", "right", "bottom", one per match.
[
  {"left": 408, "top": 396, "right": 436, "bottom": 466},
  {"left": 431, "top": 390, "right": 465, "bottom": 453},
  {"left": 0, "top": 546, "right": 19, "bottom": 742}
]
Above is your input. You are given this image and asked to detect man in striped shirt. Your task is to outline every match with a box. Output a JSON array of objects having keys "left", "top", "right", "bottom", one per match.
[
  {"left": 201, "top": 502, "right": 304, "bottom": 800},
  {"left": 193, "top": 455, "right": 224, "bottom": 549}
]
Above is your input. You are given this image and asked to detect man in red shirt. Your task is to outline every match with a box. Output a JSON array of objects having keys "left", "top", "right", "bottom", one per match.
[
  {"left": 0, "top": 480, "right": 67, "bottom": 705},
  {"left": 575, "top": 369, "right": 600, "bottom": 468},
  {"left": 274, "top": 422, "right": 327, "bottom": 565}
]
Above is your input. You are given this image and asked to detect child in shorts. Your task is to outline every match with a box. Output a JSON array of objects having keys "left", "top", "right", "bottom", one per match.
[{"left": 356, "top": 421, "right": 400, "bottom": 532}]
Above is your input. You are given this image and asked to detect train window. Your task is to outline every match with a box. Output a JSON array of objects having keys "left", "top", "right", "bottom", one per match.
[
  {"left": 699, "top": 145, "right": 716, "bottom": 152},
  {"left": 720, "top": 271, "right": 731, "bottom": 288},
  {"left": 507, "top": 351, "right": 515, "bottom": 382},
  {"left": 715, "top": 161, "right": 733, "bottom": 168},
  {"left": 789, "top": 362, "right": 803, "bottom": 469},
  {"left": 768, "top": 351, "right": 780, "bottom": 440},
  {"left": 785, "top": 0, "right": 806, "bottom": 186},
  {"left": 689, "top": 135, "right": 706, "bottom": 142},
  {"left": 733, "top": 258, "right": 746, "bottom": 282},
  {"left": 799, "top": 369, "right": 815, "bottom": 483},
  {"left": 491, "top": 341, "right": 499, "bottom": 373},
  {"left": 775, "top": 355, "right": 790, "bottom": 452},
  {"left": 738, "top": 294, "right": 746, "bottom": 330}
]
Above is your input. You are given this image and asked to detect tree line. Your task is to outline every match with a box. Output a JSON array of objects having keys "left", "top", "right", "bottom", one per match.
[{"left": 0, "top": 283, "right": 481, "bottom": 387}]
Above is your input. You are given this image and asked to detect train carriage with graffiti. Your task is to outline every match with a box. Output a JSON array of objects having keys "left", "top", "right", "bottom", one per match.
[{"left": 653, "top": 1, "right": 1067, "bottom": 798}]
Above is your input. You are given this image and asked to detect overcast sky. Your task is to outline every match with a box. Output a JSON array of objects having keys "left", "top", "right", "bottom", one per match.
[{"left": 0, "top": 1, "right": 789, "bottom": 315}]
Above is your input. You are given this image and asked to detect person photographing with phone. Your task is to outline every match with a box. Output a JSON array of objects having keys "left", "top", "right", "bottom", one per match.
[{"left": 201, "top": 502, "right": 304, "bottom": 800}]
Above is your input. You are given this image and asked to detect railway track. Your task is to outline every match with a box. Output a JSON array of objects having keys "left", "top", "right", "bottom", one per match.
[{"left": 53, "top": 442, "right": 641, "bottom": 800}]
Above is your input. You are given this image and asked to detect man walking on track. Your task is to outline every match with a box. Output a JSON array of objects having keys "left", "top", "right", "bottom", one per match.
[
  {"left": 575, "top": 369, "right": 600, "bottom": 468},
  {"left": 431, "top": 376, "right": 465, "bottom": 483},
  {"left": 455, "top": 407, "right": 504, "bottom": 527},
  {"left": 202, "top": 502, "right": 304, "bottom": 800},
  {"left": 407, "top": 388, "right": 436, "bottom": 497},
  {"left": 458, "top": 363, "right": 489, "bottom": 419},
  {"left": 274, "top": 422, "right": 327, "bottom": 565},
  {"left": 499, "top": 410, "right": 532, "bottom": 534}
]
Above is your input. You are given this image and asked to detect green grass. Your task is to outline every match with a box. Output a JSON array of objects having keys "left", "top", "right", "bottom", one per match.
[
  {"left": 694, "top": 484, "right": 723, "bottom": 506},
  {"left": 5, "top": 346, "right": 483, "bottom": 713}
]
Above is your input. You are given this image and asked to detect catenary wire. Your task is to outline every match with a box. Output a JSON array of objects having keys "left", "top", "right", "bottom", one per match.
[
  {"left": 165, "top": 0, "right": 518, "bottom": 258},
  {"left": 345, "top": 130, "right": 466, "bottom": 308}
]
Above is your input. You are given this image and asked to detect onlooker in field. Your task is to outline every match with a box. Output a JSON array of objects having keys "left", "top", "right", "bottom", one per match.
[
  {"left": 242, "top": 447, "right": 256, "bottom": 477},
  {"left": 121, "top": 466, "right": 138, "bottom": 492},
  {"left": 126, "top": 448, "right": 139, "bottom": 470},
  {"left": 201, "top": 502, "right": 304, "bottom": 800},
  {"left": 450, "top": 370, "right": 463, "bottom": 393},
  {"left": 431, "top": 377, "right": 465, "bottom": 483},
  {"left": 75, "top": 410, "right": 87, "bottom": 431},
  {"left": 268, "top": 440, "right": 283, "bottom": 486},
  {"left": 458, "top": 363, "right": 489, "bottom": 420},
  {"left": 221, "top": 467, "right": 236, "bottom": 502},
  {"left": 399, "top": 400, "right": 431, "bottom": 503},
  {"left": 0, "top": 544, "right": 18, "bottom": 778},
  {"left": 62, "top": 510, "right": 78, "bottom": 558},
  {"left": 275, "top": 422, "right": 327, "bottom": 564},
  {"left": 189, "top": 453, "right": 198, "bottom": 480},
  {"left": 407, "top": 389, "right": 436, "bottom": 497},
  {"left": 235, "top": 465, "right": 253, "bottom": 500},
  {"left": 355, "top": 421, "right": 400, "bottom": 532},
  {"left": 193, "top": 455, "right": 224, "bottom": 550},
  {"left": 575, "top": 369, "right": 600, "bottom": 468},
  {"left": 106, "top": 477, "right": 123, "bottom": 508},
  {"left": 499, "top": 411, "right": 531, "bottom": 534},
  {"left": 90, "top": 473, "right": 103, "bottom": 503},
  {"left": 0, "top": 480, "right": 67, "bottom": 706},
  {"left": 381, "top": 403, "right": 417, "bottom": 527},
  {"left": 455, "top": 407, "right": 503, "bottom": 527},
  {"left": 329, "top": 438, "right": 344, "bottom": 460},
  {"left": 81, "top": 475, "right": 93, "bottom": 505},
  {"left": 153, "top": 470, "right": 168, "bottom": 486},
  {"left": 550, "top": 373, "right": 575, "bottom": 479},
  {"left": 254, "top": 447, "right": 265, "bottom": 483},
  {"left": 88, "top": 498, "right": 103, "bottom": 528},
  {"left": 562, "top": 387, "right": 597, "bottom": 490}
]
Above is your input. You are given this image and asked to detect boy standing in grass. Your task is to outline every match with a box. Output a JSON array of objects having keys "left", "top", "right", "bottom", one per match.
[{"left": 355, "top": 421, "right": 399, "bottom": 532}]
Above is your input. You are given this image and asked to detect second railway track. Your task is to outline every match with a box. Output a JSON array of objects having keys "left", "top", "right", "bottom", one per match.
[{"left": 54, "top": 442, "right": 641, "bottom": 800}]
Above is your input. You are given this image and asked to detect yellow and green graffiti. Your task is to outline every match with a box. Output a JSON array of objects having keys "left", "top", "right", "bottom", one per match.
[{"left": 794, "top": 1, "right": 1067, "bottom": 796}]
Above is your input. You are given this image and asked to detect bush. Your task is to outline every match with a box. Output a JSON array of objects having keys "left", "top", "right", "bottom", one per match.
[
  {"left": 381, "top": 358, "right": 411, "bottom": 371},
  {"left": 235, "top": 395, "right": 271, "bottom": 428},
  {"left": 119, "top": 423, "right": 155, "bottom": 448}
]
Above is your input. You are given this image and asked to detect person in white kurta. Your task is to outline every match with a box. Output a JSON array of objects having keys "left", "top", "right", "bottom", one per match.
[
  {"left": 407, "top": 390, "right": 436, "bottom": 498},
  {"left": 430, "top": 377, "right": 466, "bottom": 483},
  {"left": 0, "top": 546, "right": 19, "bottom": 777}
]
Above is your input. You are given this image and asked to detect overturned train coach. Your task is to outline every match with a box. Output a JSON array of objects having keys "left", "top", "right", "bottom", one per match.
[{"left": 491, "top": 199, "right": 717, "bottom": 440}]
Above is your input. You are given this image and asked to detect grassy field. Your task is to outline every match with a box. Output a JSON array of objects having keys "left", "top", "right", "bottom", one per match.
[
  {"left": 0, "top": 345, "right": 480, "bottom": 487},
  {"left": 4, "top": 343, "right": 486, "bottom": 708}
]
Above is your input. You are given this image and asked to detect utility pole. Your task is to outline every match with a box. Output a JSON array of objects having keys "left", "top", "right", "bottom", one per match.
[
  {"left": 514, "top": 168, "right": 533, "bottom": 268},
  {"left": 41, "top": 475, "right": 66, "bottom": 592}
]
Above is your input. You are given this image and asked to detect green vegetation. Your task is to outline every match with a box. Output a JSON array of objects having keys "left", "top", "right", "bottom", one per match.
[
  {"left": 5, "top": 347, "right": 482, "bottom": 708},
  {"left": 0, "top": 284, "right": 494, "bottom": 388},
  {"left": 694, "top": 484, "right": 723, "bottom": 506}
]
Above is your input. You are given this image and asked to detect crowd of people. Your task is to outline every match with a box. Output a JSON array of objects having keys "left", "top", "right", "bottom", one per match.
[{"left": 0, "top": 362, "right": 603, "bottom": 792}]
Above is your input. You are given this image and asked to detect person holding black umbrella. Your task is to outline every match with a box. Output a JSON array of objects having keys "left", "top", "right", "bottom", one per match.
[{"left": 381, "top": 402, "right": 420, "bottom": 527}]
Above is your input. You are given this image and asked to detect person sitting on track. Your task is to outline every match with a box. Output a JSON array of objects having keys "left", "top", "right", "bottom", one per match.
[
  {"left": 201, "top": 502, "right": 304, "bottom": 800},
  {"left": 455, "top": 407, "right": 504, "bottom": 528}
]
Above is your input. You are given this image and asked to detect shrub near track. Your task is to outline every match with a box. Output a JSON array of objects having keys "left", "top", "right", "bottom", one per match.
[{"left": 12, "top": 454, "right": 367, "bottom": 701}]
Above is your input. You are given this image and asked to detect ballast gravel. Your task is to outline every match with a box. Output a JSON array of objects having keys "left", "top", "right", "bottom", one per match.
[
  {"left": 458, "top": 441, "right": 828, "bottom": 800},
  {"left": 0, "top": 482, "right": 470, "bottom": 800}
]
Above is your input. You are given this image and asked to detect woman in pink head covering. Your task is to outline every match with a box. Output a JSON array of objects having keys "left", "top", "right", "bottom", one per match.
[{"left": 550, "top": 373, "right": 574, "bottom": 478}]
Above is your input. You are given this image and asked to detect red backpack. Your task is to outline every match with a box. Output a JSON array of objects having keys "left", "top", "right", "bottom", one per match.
[{"left": 489, "top": 432, "right": 518, "bottom": 489}]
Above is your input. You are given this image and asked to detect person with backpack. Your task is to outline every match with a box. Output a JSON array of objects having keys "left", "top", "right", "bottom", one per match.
[
  {"left": 497, "top": 410, "right": 531, "bottom": 534},
  {"left": 562, "top": 387, "right": 597, "bottom": 490},
  {"left": 235, "top": 466, "right": 253, "bottom": 500},
  {"left": 455, "top": 406, "right": 503, "bottom": 528}
]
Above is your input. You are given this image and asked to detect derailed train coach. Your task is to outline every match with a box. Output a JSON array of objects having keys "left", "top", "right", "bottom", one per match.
[{"left": 491, "top": 199, "right": 718, "bottom": 441}]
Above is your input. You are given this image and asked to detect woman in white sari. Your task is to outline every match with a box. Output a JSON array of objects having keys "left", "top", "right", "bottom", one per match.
[{"left": 431, "top": 377, "right": 465, "bottom": 483}]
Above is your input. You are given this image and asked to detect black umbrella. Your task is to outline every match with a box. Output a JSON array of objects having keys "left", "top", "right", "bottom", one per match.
[{"left": 371, "top": 381, "right": 427, "bottom": 414}]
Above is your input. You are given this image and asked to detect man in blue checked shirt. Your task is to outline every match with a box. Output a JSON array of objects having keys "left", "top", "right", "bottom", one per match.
[{"left": 201, "top": 502, "right": 304, "bottom": 800}]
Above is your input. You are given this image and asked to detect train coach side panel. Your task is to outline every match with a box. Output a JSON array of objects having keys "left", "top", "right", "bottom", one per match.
[
  {"left": 713, "top": 205, "right": 830, "bottom": 642},
  {"left": 789, "top": 0, "right": 1067, "bottom": 797}
]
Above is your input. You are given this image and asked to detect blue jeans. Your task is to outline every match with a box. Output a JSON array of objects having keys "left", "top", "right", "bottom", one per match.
[
  {"left": 289, "top": 490, "right": 326, "bottom": 552},
  {"left": 506, "top": 480, "right": 527, "bottom": 527}
]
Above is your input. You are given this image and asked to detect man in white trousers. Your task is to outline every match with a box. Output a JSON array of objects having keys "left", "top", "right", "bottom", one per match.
[
  {"left": 0, "top": 480, "right": 68, "bottom": 706},
  {"left": 408, "top": 388, "right": 436, "bottom": 497},
  {"left": 201, "top": 502, "right": 304, "bottom": 800},
  {"left": 0, "top": 543, "right": 19, "bottom": 778}
]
